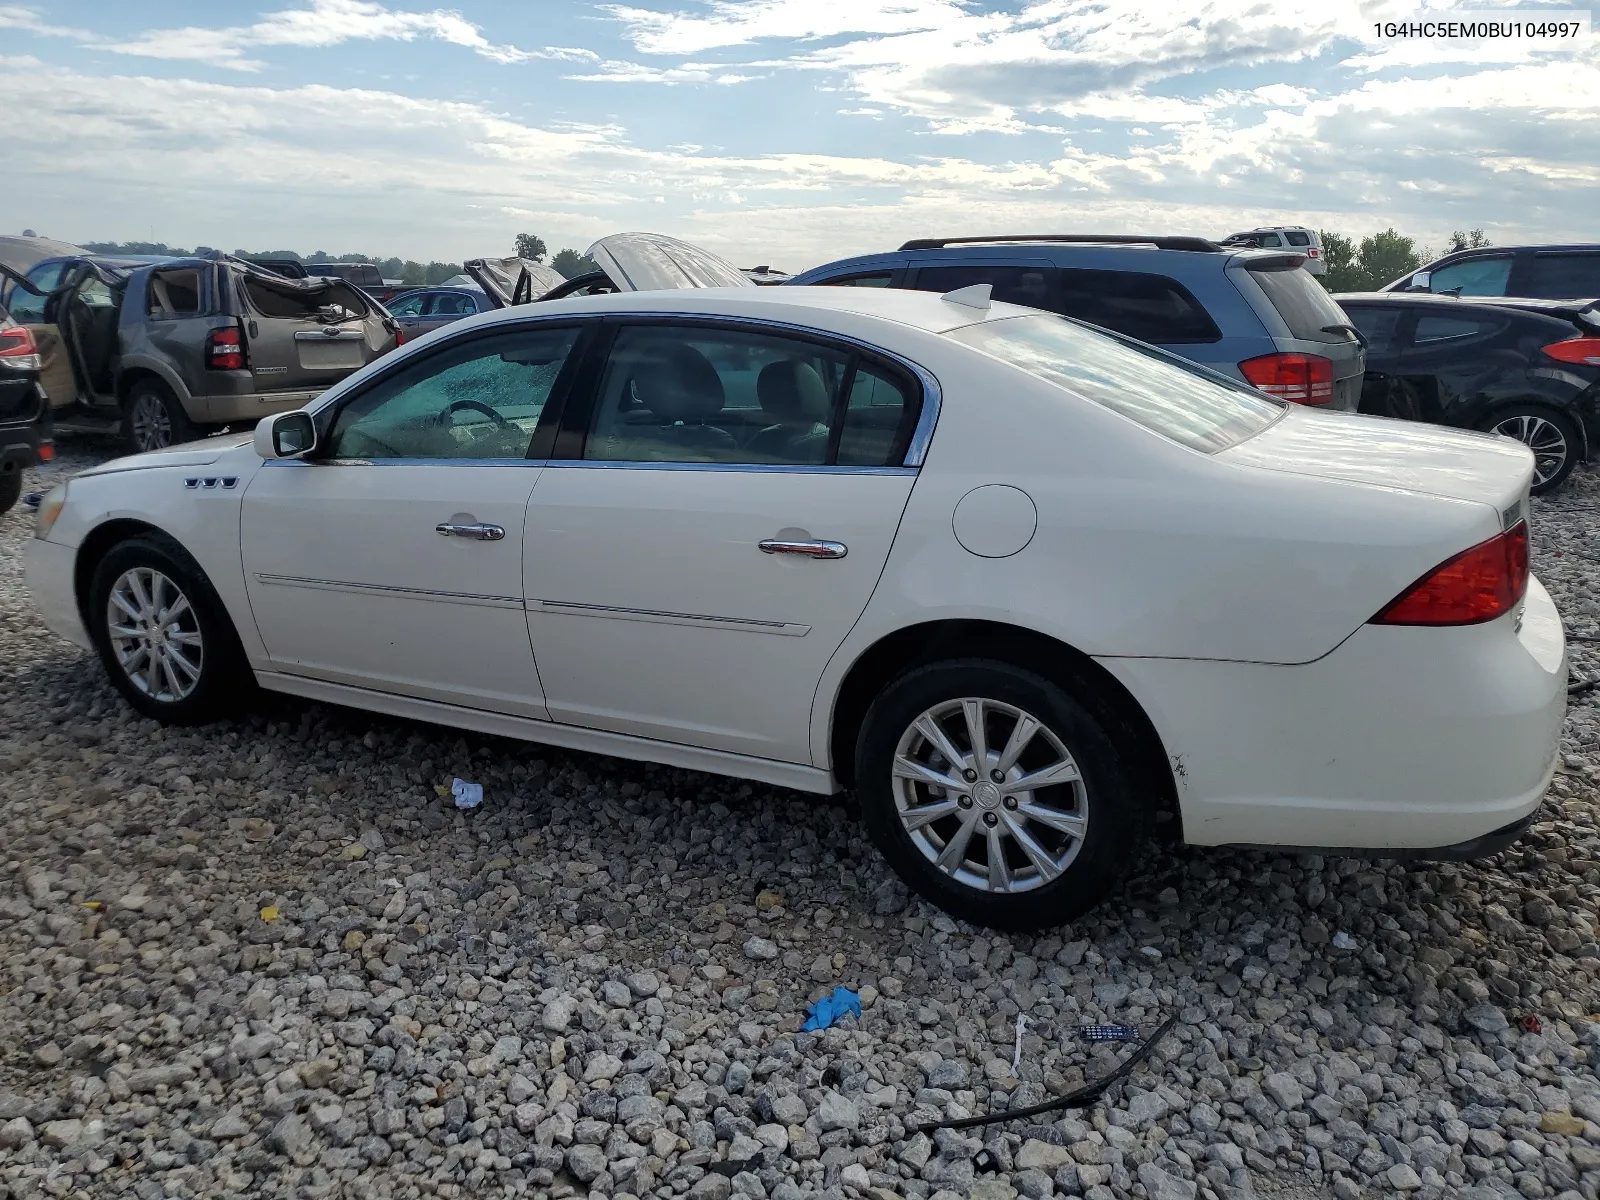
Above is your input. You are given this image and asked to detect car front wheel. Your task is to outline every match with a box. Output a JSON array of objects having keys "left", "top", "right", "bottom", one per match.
[
  {"left": 856, "top": 658, "right": 1147, "bottom": 931},
  {"left": 0, "top": 470, "right": 20, "bottom": 515},
  {"left": 88, "top": 534, "right": 251, "bottom": 724}
]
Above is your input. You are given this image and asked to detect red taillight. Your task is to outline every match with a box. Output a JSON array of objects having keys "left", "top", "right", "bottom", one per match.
[
  {"left": 1372, "top": 522, "right": 1529, "bottom": 626},
  {"left": 207, "top": 325, "right": 246, "bottom": 371},
  {"left": 395, "top": 330, "right": 406, "bottom": 347},
  {"left": 1238, "top": 352, "right": 1335, "bottom": 404},
  {"left": 38, "top": 443, "right": 54, "bottom": 462},
  {"left": 1306, "top": 248, "right": 1319, "bottom": 258},
  {"left": 1543, "top": 337, "right": 1600, "bottom": 366},
  {"left": 0, "top": 325, "right": 42, "bottom": 370}
]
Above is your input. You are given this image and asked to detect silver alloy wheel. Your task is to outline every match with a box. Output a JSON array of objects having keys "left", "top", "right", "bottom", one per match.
[
  {"left": 1493, "top": 413, "right": 1567, "bottom": 487},
  {"left": 106, "top": 567, "right": 203, "bottom": 702},
  {"left": 892, "top": 697, "right": 1088, "bottom": 894},
  {"left": 130, "top": 392, "right": 173, "bottom": 451}
]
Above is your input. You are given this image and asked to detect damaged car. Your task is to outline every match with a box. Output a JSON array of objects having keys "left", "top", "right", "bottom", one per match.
[{"left": 0, "top": 254, "right": 398, "bottom": 453}]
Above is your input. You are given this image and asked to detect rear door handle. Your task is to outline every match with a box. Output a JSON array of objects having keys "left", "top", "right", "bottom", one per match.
[
  {"left": 436, "top": 522, "right": 505, "bottom": 542},
  {"left": 759, "top": 538, "right": 847, "bottom": 559}
]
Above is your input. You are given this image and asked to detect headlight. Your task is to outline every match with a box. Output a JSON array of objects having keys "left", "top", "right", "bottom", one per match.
[{"left": 34, "top": 483, "right": 67, "bottom": 540}]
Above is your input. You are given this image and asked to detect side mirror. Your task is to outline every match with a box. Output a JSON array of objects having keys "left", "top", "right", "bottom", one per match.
[
  {"left": 1410, "top": 271, "right": 1432, "bottom": 291},
  {"left": 254, "top": 410, "right": 317, "bottom": 459}
]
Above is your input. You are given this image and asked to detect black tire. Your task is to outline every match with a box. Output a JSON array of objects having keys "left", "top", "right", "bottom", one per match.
[
  {"left": 1480, "top": 404, "right": 1578, "bottom": 494},
  {"left": 0, "top": 469, "right": 20, "bottom": 515},
  {"left": 122, "top": 379, "right": 200, "bottom": 454},
  {"left": 855, "top": 658, "right": 1147, "bottom": 931},
  {"left": 87, "top": 533, "right": 254, "bottom": 725}
]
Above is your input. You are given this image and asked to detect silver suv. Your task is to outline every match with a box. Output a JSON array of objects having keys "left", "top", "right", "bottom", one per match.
[{"left": 1, "top": 254, "right": 398, "bottom": 452}]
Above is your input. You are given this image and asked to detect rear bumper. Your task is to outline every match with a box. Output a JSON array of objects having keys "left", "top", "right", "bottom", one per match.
[
  {"left": 201, "top": 389, "right": 321, "bottom": 424},
  {"left": 1099, "top": 574, "right": 1566, "bottom": 851},
  {"left": 26, "top": 536, "right": 91, "bottom": 651}
]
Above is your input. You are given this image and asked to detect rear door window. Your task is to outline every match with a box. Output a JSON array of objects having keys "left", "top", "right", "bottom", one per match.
[
  {"left": 147, "top": 268, "right": 204, "bottom": 318},
  {"left": 1344, "top": 305, "right": 1405, "bottom": 355},
  {"left": 1246, "top": 265, "right": 1350, "bottom": 342},
  {"left": 1426, "top": 255, "right": 1512, "bottom": 297},
  {"left": 1284, "top": 231, "right": 1311, "bottom": 247},
  {"left": 1515, "top": 254, "right": 1600, "bottom": 301},
  {"left": 1412, "top": 314, "right": 1505, "bottom": 345},
  {"left": 911, "top": 264, "right": 1054, "bottom": 310},
  {"left": 819, "top": 272, "right": 894, "bottom": 287},
  {"left": 1055, "top": 268, "right": 1221, "bottom": 344}
]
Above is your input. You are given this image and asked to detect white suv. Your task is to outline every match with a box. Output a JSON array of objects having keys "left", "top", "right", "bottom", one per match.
[{"left": 1222, "top": 227, "right": 1325, "bottom": 275}]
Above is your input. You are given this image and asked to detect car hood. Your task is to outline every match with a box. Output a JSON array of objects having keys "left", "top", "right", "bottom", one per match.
[
  {"left": 1221, "top": 406, "right": 1534, "bottom": 510},
  {"left": 76, "top": 434, "right": 255, "bottom": 478},
  {"left": 585, "top": 232, "right": 754, "bottom": 292},
  {"left": 464, "top": 257, "right": 569, "bottom": 307}
]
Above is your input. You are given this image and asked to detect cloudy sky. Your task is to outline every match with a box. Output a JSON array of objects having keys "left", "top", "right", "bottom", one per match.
[{"left": 0, "top": 0, "right": 1594, "bottom": 271}]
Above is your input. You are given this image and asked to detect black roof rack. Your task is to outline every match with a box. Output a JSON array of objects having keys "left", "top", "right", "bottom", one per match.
[{"left": 899, "top": 234, "right": 1224, "bottom": 253}]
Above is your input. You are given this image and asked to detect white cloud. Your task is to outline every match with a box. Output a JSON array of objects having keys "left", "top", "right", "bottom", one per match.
[
  {"left": 40, "top": 0, "right": 585, "bottom": 71},
  {"left": 599, "top": 0, "right": 970, "bottom": 55}
]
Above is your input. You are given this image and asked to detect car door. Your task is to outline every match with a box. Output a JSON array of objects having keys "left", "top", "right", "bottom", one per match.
[
  {"left": 387, "top": 292, "right": 427, "bottom": 340},
  {"left": 1398, "top": 310, "right": 1509, "bottom": 422},
  {"left": 907, "top": 261, "right": 1057, "bottom": 312},
  {"left": 417, "top": 291, "right": 474, "bottom": 336},
  {"left": 240, "top": 321, "right": 590, "bottom": 716},
  {"left": 1342, "top": 302, "right": 1415, "bottom": 416},
  {"left": 523, "top": 317, "right": 926, "bottom": 764}
]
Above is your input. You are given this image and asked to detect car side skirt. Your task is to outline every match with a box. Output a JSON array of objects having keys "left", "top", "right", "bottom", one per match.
[{"left": 255, "top": 671, "right": 839, "bottom": 795}]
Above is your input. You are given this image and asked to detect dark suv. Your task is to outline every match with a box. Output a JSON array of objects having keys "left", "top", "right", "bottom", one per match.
[
  {"left": 1, "top": 254, "right": 397, "bottom": 452},
  {"left": 0, "top": 299, "right": 53, "bottom": 513},
  {"left": 1385, "top": 244, "right": 1600, "bottom": 301},
  {"left": 788, "top": 235, "right": 1366, "bottom": 410}
]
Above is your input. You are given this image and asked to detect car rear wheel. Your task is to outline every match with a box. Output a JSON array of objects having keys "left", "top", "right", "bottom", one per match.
[
  {"left": 855, "top": 658, "right": 1146, "bottom": 931},
  {"left": 123, "top": 379, "right": 199, "bottom": 454},
  {"left": 88, "top": 534, "right": 252, "bottom": 724},
  {"left": 0, "top": 470, "right": 21, "bottom": 515},
  {"left": 1482, "top": 404, "right": 1578, "bottom": 494}
]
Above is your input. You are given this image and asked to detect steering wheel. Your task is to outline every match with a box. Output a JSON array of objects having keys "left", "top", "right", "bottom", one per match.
[{"left": 437, "top": 398, "right": 508, "bottom": 427}]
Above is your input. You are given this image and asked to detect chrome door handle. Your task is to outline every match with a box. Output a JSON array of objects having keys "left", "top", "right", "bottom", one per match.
[
  {"left": 436, "top": 522, "right": 505, "bottom": 542},
  {"left": 759, "top": 538, "right": 847, "bottom": 559}
]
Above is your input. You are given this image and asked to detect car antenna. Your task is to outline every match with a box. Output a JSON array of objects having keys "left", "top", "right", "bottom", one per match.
[{"left": 941, "top": 283, "right": 991, "bottom": 310}]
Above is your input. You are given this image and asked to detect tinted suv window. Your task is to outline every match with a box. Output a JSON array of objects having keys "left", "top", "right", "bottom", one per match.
[
  {"left": 912, "top": 265, "right": 1053, "bottom": 310},
  {"left": 1056, "top": 269, "right": 1221, "bottom": 345},
  {"left": 949, "top": 314, "right": 1279, "bottom": 453},
  {"left": 1520, "top": 254, "right": 1600, "bottom": 301},
  {"left": 1427, "top": 255, "right": 1512, "bottom": 297},
  {"left": 329, "top": 326, "right": 578, "bottom": 459},
  {"left": 820, "top": 272, "right": 892, "bottom": 287},
  {"left": 1285, "top": 231, "right": 1311, "bottom": 247},
  {"left": 1247, "top": 265, "right": 1349, "bottom": 341},
  {"left": 585, "top": 324, "right": 916, "bottom": 467}
]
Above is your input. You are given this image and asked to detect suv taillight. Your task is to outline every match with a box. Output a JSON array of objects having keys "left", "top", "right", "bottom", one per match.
[
  {"left": 1371, "top": 522, "right": 1529, "bottom": 626},
  {"left": 1543, "top": 337, "right": 1600, "bottom": 366},
  {"left": 1239, "top": 352, "right": 1335, "bottom": 404},
  {"left": 207, "top": 325, "right": 246, "bottom": 371},
  {"left": 0, "top": 325, "right": 42, "bottom": 371}
]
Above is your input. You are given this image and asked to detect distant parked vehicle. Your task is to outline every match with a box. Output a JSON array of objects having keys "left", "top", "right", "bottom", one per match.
[
  {"left": 0, "top": 298, "right": 53, "bottom": 513},
  {"left": 386, "top": 287, "right": 495, "bottom": 339},
  {"left": 1385, "top": 245, "right": 1600, "bottom": 300},
  {"left": 1221, "top": 227, "right": 1325, "bottom": 276},
  {"left": 744, "top": 265, "right": 792, "bottom": 285},
  {"left": 1338, "top": 292, "right": 1600, "bottom": 492},
  {"left": 0, "top": 253, "right": 399, "bottom": 453},
  {"left": 789, "top": 234, "right": 1366, "bottom": 409}
]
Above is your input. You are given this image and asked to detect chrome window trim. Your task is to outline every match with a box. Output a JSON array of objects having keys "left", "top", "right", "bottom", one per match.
[
  {"left": 544, "top": 461, "right": 915, "bottom": 476},
  {"left": 306, "top": 308, "right": 943, "bottom": 468}
]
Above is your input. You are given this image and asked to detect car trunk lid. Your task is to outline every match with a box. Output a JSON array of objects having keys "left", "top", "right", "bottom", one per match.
[
  {"left": 233, "top": 266, "right": 391, "bottom": 392},
  {"left": 1222, "top": 405, "right": 1534, "bottom": 516},
  {"left": 584, "top": 233, "right": 754, "bottom": 293},
  {"left": 1231, "top": 254, "right": 1366, "bottom": 409},
  {"left": 464, "top": 257, "right": 568, "bottom": 308}
]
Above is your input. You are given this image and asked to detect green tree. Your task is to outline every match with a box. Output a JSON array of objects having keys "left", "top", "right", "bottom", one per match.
[
  {"left": 1448, "top": 228, "right": 1492, "bottom": 253},
  {"left": 551, "top": 248, "right": 597, "bottom": 279},
  {"left": 401, "top": 260, "right": 426, "bottom": 286},
  {"left": 423, "top": 261, "right": 463, "bottom": 286},
  {"left": 1317, "top": 230, "right": 1363, "bottom": 292},
  {"left": 378, "top": 257, "right": 404, "bottom": 279},
  {"left": 1356, "top": 228, "right": 1425, "bottom": 291},
  {"left": 514, "top": 233, "right": 547, "bottom": 263}
]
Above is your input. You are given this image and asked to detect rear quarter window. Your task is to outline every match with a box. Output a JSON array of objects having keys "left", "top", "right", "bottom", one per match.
[
  {"left": 1055, "top": 269, "right": 1221, "bottom": 345},
  {"left": 1245, "top": 265, "right": 1350, "bottom": 342},
  {"left": 947, "top": 313, "right": 1280, "bottom": 453},
  {"left": 1519, "top": 254, "right": 1600, "bottom": 301}
]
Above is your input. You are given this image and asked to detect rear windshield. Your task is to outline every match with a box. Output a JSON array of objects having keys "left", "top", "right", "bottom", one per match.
[
  {"left": 242, "top": 275, "right": 370, "bottom": 321},
  {"left": 947, "top": 314, "right": 1280, "bottom": 453},
  {"left": 1247, "top": 264, "right": 1349, "bottom": 341}
]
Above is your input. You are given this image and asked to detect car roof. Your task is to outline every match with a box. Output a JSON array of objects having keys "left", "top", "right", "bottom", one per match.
[
  {"left": 475, "top": 281, "right": 1047, "bottom": 337},
  {"left": 792, "top": 240, "right": 1292, "bottom": 280}
]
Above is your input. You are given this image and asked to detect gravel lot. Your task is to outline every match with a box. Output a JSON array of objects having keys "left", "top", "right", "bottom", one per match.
[{"left": 1, "top": 440, "right": 1598, "bottom": 1200}]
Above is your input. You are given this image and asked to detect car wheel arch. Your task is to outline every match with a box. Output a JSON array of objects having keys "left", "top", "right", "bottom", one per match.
[
  {"left": 117, "top": 363, "right": 191, "bottom": 408},
  {"left": 1482, "top": 395, "right": 1589, "bottom": 461},
  {"left": 825, "top": 617, "right": 1181, "bottom": 838},
  {"left": 73, "top": 518, "right": 189, "bottom": 632}
]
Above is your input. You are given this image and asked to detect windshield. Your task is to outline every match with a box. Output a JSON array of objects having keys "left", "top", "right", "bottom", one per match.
[{"left": 946, "top": 314, "right": 1281, "bottom": 453}]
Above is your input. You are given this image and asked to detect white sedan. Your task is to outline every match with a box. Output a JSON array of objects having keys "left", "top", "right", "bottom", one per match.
[{"left": 25, "top": 235, "right": 1567, "bottom": 931}]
